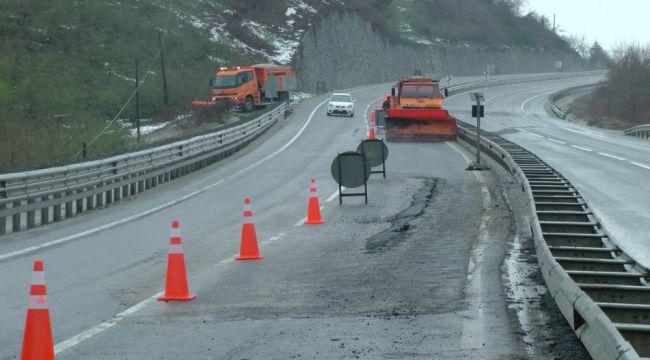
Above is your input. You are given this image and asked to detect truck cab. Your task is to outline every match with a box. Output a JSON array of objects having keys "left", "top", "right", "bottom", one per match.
[
  {"left": 211, "top": 67, "right": 260, "bottom": 112},
  {"left": 392, "top": 77, "right": 443, "bottom": 109}
]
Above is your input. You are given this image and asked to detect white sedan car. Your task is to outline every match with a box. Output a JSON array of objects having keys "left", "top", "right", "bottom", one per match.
[{"left": 327, "top": 93, "right": 355, "bottom": 117}]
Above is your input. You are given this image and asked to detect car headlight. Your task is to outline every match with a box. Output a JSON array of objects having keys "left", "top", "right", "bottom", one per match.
[
  {"left": 347, "top": 104, "right": 353, "bottom": 108},
  {"left": 328, "top": 103, "right": 334, "bottom": 108}
]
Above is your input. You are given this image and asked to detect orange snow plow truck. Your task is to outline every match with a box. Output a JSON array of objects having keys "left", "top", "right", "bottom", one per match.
[
  {"left": 192, "top": 64, "right": 296, "bottom": 112},
  {"left": 381, "top": 76, "right": 457, "bottom": 142}
]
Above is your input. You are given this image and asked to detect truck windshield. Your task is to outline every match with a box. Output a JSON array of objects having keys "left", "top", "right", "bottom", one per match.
[
  {"left": 400, "top": 84, "right": 440, "bottom": 98},
  {"left": 212, "top": 75, "right": 237, "bottom": 88},
  {"left": 330, "top": 95, "right": 352, "bottom": 102}
]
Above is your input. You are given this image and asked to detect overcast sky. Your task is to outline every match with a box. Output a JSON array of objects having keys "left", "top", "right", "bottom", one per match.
[{"left": 524, "top": 0, "right": 649, "bottom": 52}]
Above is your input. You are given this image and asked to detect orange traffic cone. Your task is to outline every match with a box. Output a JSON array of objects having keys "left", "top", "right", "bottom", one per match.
[
  {"left": 368, "top": 111, "right": 377, "bottom": 140},
  {"left": 304, "top": 178, "right": 325, "bottom": 225},
  {"left": 21, "top": 260, "right": 55, "bottom": 360},
  {"left": 235, "top": 198, "right": 263, "bottom": 260},
  {"left": 157, "top": 220, "right": 196, "bottom": 302}
]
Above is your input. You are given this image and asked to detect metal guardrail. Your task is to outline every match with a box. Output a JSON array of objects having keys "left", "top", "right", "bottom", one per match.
[
  {"left": 445, "top": 71, "right": 605, "bottom": 98},
  {"left": 457, "top": 123, "right": 647, "bottom": 359},
  {"left": 624, "top": 124, "right": 650, "bottom": 140},
  {"left": 0, "top": 103, "right": 288, "bottom": 235},
  {"left": 547, "top": 83, "right": 604, "bottom": 119}
]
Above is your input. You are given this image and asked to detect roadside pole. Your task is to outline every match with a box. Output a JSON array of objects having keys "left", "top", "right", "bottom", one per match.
[{"left": 467, "top": 92, "right": 489, "bottom": 171}]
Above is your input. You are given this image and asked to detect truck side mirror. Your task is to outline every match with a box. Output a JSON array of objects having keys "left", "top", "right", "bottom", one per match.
[
  {"left": 391, "top": 88, "right": 395, "bottom": 96},
  {"left": 444, "top": 88, "right": 449, "bottom": 97}
]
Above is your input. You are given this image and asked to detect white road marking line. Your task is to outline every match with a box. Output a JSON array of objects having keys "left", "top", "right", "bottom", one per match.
[
  {"left": 529, "top": 133, "right": 544, "bottom": 138},
  {"left": 0, "top": 100, "right": 330, "bottom": 262},
  {"left": 268, "top": 232, "right": 286, "bottom": 242},
  {"left": 520, "top": 91, "right": 555, "bottom": 115},
  {"left": 547, "top": 138, "right": 566, "bottom": 144},
  {"left": 326, "top": 187, "right": 345, "bottom": 202},
  {"left": 598, "top": 152, "right": 626, "bottom": 161},
  {"left": 630, "top": 161, "right": 650, "bottom": 170},
  {"left": 564, "top": 127, "right": 607, "bottom": 139},
  {"left": 54, "top": 293, "right": 160, "bottom": 354},
  {"left": 56, "top": 226, "right": 288, "bottom": 354},
  {"left": 570, "top": 145, "right": 592, "bottom": 152}
]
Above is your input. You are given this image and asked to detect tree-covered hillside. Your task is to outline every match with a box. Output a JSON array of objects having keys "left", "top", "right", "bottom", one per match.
[{"left": 0, "top": 0, "right": 576, "bottom": 170}]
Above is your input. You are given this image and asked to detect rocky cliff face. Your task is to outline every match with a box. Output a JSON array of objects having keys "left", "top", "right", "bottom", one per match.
[{"left": 294, "top": 13, "right": 585, "bottom": 92}]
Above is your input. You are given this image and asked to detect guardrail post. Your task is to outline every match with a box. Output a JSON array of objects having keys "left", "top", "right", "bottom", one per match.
[
  {"left": 112, "top": 182, "right": 121, "bottom": 202},
  {"left": 96, "top": 189, "right": 105, "bottom": 207},
  {"left": 86, "top": 187, "right": 94, "bottom": 211},
  {"left": 27, "top": 198, "right": 36, "bottom": 229},
  {"left": 77, "top": 192, "right": 85, "bottom": 214},
  {"left": 65, "top": 191, "right": 74, "bottom": 218},
  {"left": 0, "top": 180, "right": 6, "bottom": 234},
  {"left": 53, "top": 194, "right": 62, "bottom": 222},
  {"left": 12, "top": 200, "right": 21, "bottom": 231},
  {"left": 41, "top": 195, "right": 50, "bottom": 225}
]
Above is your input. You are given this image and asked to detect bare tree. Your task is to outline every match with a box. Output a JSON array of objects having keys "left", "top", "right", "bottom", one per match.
[
  {"left": 564, "top": 34, "right": 589, "bottom": 59},
  {"left": 496, "top": 0, "right": 527, "bottom": 15}
]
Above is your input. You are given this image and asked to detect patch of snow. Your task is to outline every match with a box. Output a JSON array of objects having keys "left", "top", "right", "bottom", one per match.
[
  {"left": 207, "top": 55, "right": 226, "bottom": 64},
  {"left": 175, "top": 114, "right": 192, "bottom": 121},
  {"left": 270, "top": 37, "right": 300, "bottom": 64},
  {"left": 292, "top": 0, "right": 316, "bottom": 13},
  {"left": 290, "top": 92, "right": 314, "bottom": 103},
  {"left": 129, "top": 122, "right": 169, "bottom": 137},
  {"left": 286, "top": 7, "right": 297, "bottom": 17},
  {"left": 399, "top": 22, "right": 413, "bottom": 33}
]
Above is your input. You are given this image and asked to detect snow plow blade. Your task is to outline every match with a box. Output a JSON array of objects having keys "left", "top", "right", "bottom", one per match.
[
  {"left": 384, "top": 108, "right": 457, "bottom": 142},
  {"left": 191, "top": 99, "right": 217, "bottom": 110}
]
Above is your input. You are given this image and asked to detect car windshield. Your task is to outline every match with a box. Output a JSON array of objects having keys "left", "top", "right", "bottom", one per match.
[
  {"left": 400, "top": 84, "right": 440, "bottom": 98},
  {"left": 212, "top": 75, "right": 237, "bottom": 88},
  {"left": 330, "top": 95, "right": 352, "bottom": 102}
]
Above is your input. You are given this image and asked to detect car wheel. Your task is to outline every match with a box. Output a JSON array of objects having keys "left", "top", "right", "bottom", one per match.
[{"left": 350, "top": 112, "right": 354, "bottom": 117}]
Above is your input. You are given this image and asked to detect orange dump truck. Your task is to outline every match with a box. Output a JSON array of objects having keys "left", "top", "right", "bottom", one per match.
[
  {"left": 192, "top": 64, "right": 296, "bottom": 112},
  {"left": 381, "top": 77, "right": 457, "bottom": 142}
]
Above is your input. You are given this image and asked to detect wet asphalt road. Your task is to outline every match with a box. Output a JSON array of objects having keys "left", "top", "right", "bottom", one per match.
[
  {"left": 445, "top": 75, "right": 650, "bottom": 268},
  {"left": 0, "top": 74, "right": 612, "bottom": 359}
]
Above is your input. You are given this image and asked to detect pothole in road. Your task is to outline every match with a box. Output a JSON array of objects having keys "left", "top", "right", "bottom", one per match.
[{"left": 365, "top": 178, "right": 438, "bottom": 253}]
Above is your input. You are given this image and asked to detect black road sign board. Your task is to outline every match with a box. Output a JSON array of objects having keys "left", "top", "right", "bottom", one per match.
[
  {"left": 330, "top": 151, "right": 370, "bottom": 205},
  {"left": 472, "top": 105, "right": 484, "bottom": 118},
  {"left": 357, "top": 139, "right": 388, "bottom": 179}
]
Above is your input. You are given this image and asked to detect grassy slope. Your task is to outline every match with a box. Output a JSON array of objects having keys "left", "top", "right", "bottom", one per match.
[
  {"left": 0, "top": 0, "right": 573, "bottom": 170},
  {"left": 0, "top": 0, "right": 251, "bottom": 169}
]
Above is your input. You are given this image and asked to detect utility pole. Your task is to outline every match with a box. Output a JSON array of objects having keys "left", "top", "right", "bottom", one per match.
[
  {"left": 553, "top": 14, "right": 556, "bottom": 32},
  {"left": 135, "top": 59, "right": 141, "bottom": 143},
  {"left": 159, "top": 32, "right": 169, "bottom": 108}
]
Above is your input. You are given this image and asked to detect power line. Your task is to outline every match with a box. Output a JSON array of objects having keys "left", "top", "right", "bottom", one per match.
[{"left": 70, "top": 0, "right": 176, "bottom": 161}]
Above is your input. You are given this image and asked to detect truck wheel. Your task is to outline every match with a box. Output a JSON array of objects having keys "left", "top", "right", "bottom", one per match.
[{"left": 243, "top": 96, "right": 254, "bottom": 112}]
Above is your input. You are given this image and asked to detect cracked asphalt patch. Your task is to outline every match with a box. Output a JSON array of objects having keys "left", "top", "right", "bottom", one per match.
[{"left": 366, "top": 178, "right": 438, "bottom": 254}]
